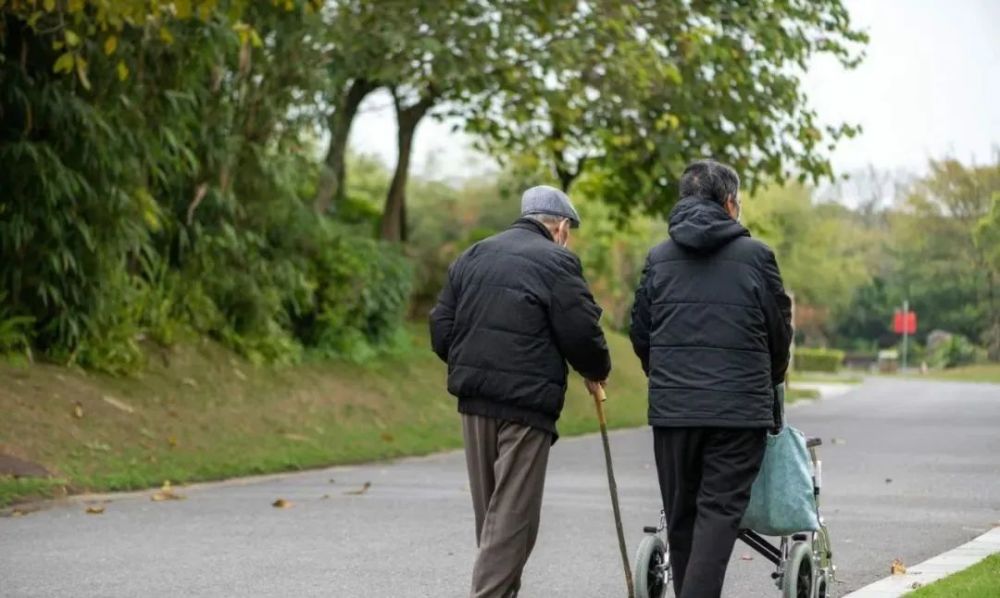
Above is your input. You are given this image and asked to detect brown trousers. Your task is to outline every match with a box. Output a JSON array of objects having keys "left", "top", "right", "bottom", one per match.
[{"left": 462, "top": 414, "right": 552, "bottom": 598}]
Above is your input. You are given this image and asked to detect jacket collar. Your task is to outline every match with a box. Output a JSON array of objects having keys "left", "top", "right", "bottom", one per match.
[{"left": 510, "top": 217, "right": 555, "bottom": 242}]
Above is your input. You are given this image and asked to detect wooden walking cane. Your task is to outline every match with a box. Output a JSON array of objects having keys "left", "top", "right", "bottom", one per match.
[{"left": 590, "top": 384, "right": 635, "bottom": 598}]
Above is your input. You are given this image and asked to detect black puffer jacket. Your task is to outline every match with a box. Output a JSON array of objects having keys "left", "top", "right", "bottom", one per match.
[
  {"left": 630, "top": 197, "right": 792, "bottom": 428},
  {"left": 430, "top": 218, "right": 611, "bottom": 438}
]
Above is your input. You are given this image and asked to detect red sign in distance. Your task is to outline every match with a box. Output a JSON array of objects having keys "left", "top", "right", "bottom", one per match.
[{"left": 893, "top": 310, "right": 917, "bottom": 334}]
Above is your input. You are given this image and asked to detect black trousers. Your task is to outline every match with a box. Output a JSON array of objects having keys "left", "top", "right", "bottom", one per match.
[{"left": 653, "top": 427, "right": 767, "bottom": 598}]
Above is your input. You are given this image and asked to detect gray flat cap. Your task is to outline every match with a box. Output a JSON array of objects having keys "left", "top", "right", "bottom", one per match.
[{"left": 520, "top": 185, "right": 581, "bottom": 228}]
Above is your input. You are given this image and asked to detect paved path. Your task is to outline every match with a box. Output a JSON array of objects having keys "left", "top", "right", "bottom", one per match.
[{"left": 2, "top": 378, "right": 999, "bottom": 597}]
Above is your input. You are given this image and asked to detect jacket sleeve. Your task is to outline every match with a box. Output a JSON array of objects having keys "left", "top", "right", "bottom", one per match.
[
  {"left": 548, "top": 254, "right": 612, "bottom": 381},
  {"left": 429, "top": 262, "right": 459, "bottom": 363},
  {"left": 629, "top": 256, "right": 652, "bottom": 376},
  {"left": 760, "top": 249, "right": 793, "bottom": 385}
]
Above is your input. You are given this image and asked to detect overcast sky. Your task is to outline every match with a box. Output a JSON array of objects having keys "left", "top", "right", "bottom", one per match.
[{"left": 346, "top": 0, "right": 1000, "bottom": 182}]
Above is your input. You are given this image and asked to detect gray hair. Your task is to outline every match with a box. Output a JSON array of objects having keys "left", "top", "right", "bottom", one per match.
[
  {"left": 523, "top": 213, "right": 569, "bottom": 227},
  {"left": 679, "top": 159, "right": 740, "bottom": 206}
]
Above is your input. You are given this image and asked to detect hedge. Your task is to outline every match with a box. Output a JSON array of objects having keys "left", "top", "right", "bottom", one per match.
[{"left": 794, "top": 348, "right": 845, "bottom": 373}]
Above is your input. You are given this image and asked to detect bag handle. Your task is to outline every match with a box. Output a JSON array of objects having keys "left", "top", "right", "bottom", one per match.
[{"left": 771, "top": 383, "right": 786, "bottom": 433}]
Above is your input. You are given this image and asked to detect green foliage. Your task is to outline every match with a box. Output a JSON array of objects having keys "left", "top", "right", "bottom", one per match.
[
  {"left": 295, "top": 223, "right": 413, "bottom": 361},
  {"left": 467, "top": 1, "right": 867, "bottom": 217},
  {"left": 570, "top": 176, "right": 660, "bottom": 330},
  {"left": 0, "top": 2, "right": 412, "bottom": 372},
  {"left": 794, "top": 348, "right": 845, "bottom": 373},
  {"left": 887, "top": 160, "right": 1000, "bottom": 354},
  {"left": 928, "top": 335, "right": 985, "bottom": 369},
  {"left": 0, "top": 292, "right": 33, "bottom": 358},
  {"left": 744, "top": 184, "right": 874, "bottom": 346}
]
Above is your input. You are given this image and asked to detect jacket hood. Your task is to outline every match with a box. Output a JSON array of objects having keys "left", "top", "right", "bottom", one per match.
[{"left": 668, "top": 196, "right": 749, "bottom": 252}]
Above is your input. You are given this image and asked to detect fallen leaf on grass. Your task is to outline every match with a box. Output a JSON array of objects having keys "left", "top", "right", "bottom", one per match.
[
  {"left": 73, "top": 402, "right": 84, "bottom": 419},
  {"left": 85, "top": 505, "right": 105, "bottom": 515},
  {"left": 167, "top": 436, "right": 178, "bottom": 448},
  {"left": 84, "top": 440, "right": 112, "bottom": 452},
  {"left": 272, "top": 498, "right": 293, "bottom": 509},
  {"left": 344, "top": 482, "right": 371, "bottom": 496},
  {"left": 891, "top": 559, "right": 907, "bottom": 575},
  {"left": 380, "top": 432, "right": 394, "bottom": 443},
  {"left": 102, "top": 395, "right": 135, "bottom": 414},
  {"left": 151, "top": 480, "right": 185, "bottom": 502}
]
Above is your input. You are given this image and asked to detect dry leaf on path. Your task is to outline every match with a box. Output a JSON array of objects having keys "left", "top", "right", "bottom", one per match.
[
  {"left": 740, "top": 554, "right": 753, "bottom": 561},
  {"left": 272, "top": 498, "right": 292, "bottom": 509},
  {"left": 151, "top": 480, "right": 185, "bottom": 502},
  {"left": 831, "top": 438, "right": 847, "bottom": 445},
  {"left": 344, "top": 482, "right": 371, "bottom": 496},
  {"left": 891, "top": 559, "right": 907, "bottom": 575},
  {"left": 85, "top": 505, "right": 105, "bottom": 515},
  {"left": 73, "top": 402, "right": 84, "bottom": 419}
]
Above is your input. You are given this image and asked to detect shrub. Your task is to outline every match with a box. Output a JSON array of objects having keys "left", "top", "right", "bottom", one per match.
[
  {"left": 928, "top": 334, "right": 985, "bottom": 369},
  {"left": 0, "top": 292, "right": 33, "bottom": 358},
  {"left": 291, "top": 220, "right": 413, "bottom": 361},
  {"left": 794, "top": 348, "right": 845, "bottom": 372}
]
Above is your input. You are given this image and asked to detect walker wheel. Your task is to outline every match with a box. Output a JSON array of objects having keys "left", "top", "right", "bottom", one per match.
[
  {"left": 634, "top": 534, "right": 669, "bottom": 598},
  {"left": 815, "top": 569, "right": 831, "bottom": 598},
  {"left": 782, "top": 541, "right": 814, "bottom": 598}
]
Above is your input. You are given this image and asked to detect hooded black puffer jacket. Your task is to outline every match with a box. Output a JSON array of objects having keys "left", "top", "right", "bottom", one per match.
[
  {"left": 629, "top": 197, "right": 792, "bottom": 428},
  {"left": 429, "top": 218, "right": 611, "bottom": 438}
]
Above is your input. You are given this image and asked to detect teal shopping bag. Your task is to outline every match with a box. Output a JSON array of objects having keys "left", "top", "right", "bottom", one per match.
[{"left": 740, "top": 384, "right": 820, "bottom": 536}]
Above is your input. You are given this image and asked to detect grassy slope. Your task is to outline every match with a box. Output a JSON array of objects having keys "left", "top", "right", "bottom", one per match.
[
  {"left": 908, "top": 553, "right": 1000, "bottom": 597},
  {"left": 1, "top": 324, "right": 819, "bottom": 507},
  {"left": 0, "top": 325, "right": 650, "bottom": 507}
]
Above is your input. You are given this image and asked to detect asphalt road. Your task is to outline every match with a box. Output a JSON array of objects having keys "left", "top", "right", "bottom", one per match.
[{"left": 2, "top": 378, "right": 999, "bottom": 597}]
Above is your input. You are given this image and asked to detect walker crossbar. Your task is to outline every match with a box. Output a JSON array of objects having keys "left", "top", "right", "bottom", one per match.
[{"left": 738, "top": 530, "right": 782, "bottom": 566}]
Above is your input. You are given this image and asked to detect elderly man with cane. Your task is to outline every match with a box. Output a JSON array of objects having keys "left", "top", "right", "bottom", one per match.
[
  {"left": 630, "top": 160, "right": 793, "bottom": 598},
  {"left": 429, "top": 185, "right": 612, "bottom": 598}
]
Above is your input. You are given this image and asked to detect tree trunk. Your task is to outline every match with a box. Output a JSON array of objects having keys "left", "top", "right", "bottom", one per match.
[
  {"left": 314, "top": 78, "right": 375, "bottom": 214},
  {"left": 380, "top": 91, "right": 435, "bottom": 242},
  {"left": 550, "top": 117, "right": 585, "bottom": 192}
]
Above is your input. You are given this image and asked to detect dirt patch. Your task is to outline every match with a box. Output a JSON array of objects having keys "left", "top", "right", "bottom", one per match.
[{"left": 0, "top": 454, "right": 51, "bottom": 478}]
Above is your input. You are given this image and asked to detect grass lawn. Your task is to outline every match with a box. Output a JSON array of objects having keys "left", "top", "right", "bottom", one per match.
[
  {"left": 1, "top": 324, "right": 653, "bottom": 507},
  {"left": 908, "top": 553, "right": 1000, "bottom": 597},
  {"left": 920, "top": 364, "right": 1000, "bottom": 384},
  {"left": 787, "top": 386, "right": 821, "bottom": 401}
]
